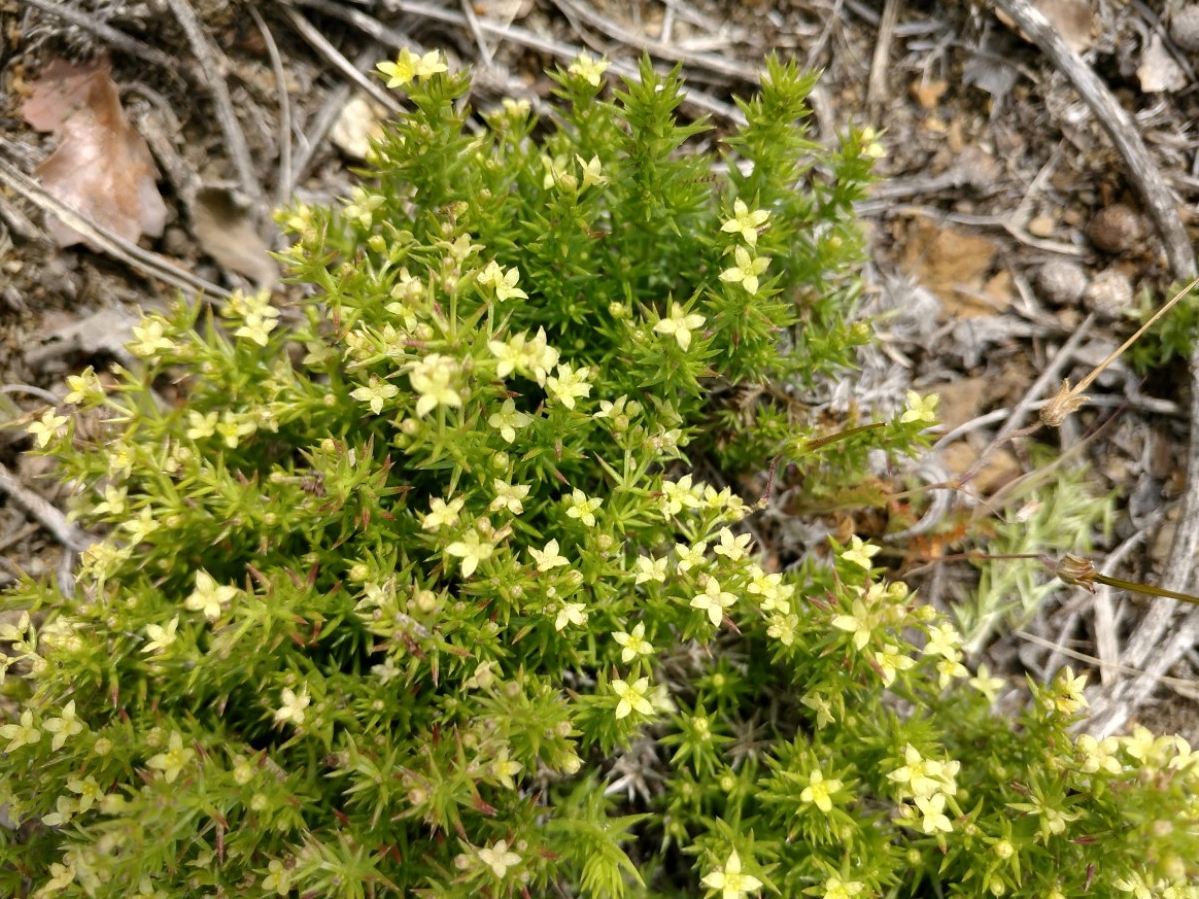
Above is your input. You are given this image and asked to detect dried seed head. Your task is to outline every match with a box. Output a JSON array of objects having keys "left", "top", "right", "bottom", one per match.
[{"left": 1040, "top": 380, "right": 1088, "bottom": 427}]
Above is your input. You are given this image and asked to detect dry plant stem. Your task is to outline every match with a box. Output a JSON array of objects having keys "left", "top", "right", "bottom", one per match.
[
  {"left": 0, "top": 157, "right": 231, "bottom": 301},
  {"left": 1048, "top": 275, "right": 1199, "bottom": 419},
  {"left": 1086, "top": 338, "right": 1199, "bottom": 737},
  {"left": 866, "top": 0, "right": 900, "bottom": 116},
  {"left": 459, "top": 0, "right": 495, "bottom": 65},
  {"left": 955, "top": 313, "right": 1095, "bottom": 488},
  {"left": 19, "top": 0, "right": 184, "bottom": 76},
  {"left": 990, "top": 0, "right": 1196, "bottom": 282},
  {"left": 277, "top": 4, "right": 404, "bottom": 116},
  {"left": 163, "top": 0, "right": 263, "bottom": 212},
  {"left": 0, "top": 462, "right": 91, "bottom": 554},
  {"left": 249, "top": 5, "right": 294, "bottom": 210},
  {"left": 549, "top": 0, "right": 754, "bottom": 81}
]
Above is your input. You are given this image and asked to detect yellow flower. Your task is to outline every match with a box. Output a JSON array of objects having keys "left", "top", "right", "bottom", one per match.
[
  {"left": 800, "top": 768, "right": 843, "bottom": 813},
  {"left": 653, "top": 301, "right": 706, "bottom": 351},
  {"left": 701, "top": 850, "right": 762, "bottom": 899},
  {"left": 718, "top": 246, "right": 771, "bottom": 295},
  {"left": 568, "top": 51, "right": 610, "bottom": 87},
  {"left": 146, "top": 730, "right": 195, "bottom": 783},
  {"left": 720, "top": 199, "right": 770, "bottom": 247},
  {"left": 377, "top": 49, "right": 447, "bottom": 88},
  {"left": 445, "top": 528, "right": 496, "bottom": 577},
  {"left": 28, "top": 410, "right": 68, "bottom": 449},
  {"left": 612, "top": 677, "right": 653, "bottom": 719},
  {"left": 901, "top": 390, "right": 939, "bottom": 424},
  {"left": 529, "top": 538, "right": 569, "bottom": 572}
]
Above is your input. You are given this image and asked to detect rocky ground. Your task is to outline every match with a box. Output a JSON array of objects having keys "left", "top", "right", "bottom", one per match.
[{"left": 3, "top": 0, "right": 1199, "bottom": 740}]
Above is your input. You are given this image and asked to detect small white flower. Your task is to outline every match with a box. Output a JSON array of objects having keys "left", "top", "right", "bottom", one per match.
[{"left": 274, "top": 687, "right": 311, "bottom": 726}]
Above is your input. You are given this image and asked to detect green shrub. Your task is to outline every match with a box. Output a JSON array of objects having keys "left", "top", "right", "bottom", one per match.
[{"left": 1, "top": 50, "right": 1196, "bottom": 899}]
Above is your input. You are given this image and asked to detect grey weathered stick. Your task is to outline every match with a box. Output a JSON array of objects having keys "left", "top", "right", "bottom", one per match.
[
  {"left": 0, "top": 462, "right": 91, "bottom": 554},
  {"left": 163, "top": 0, "right": 263, "bottom": 211},
  {"left": 991, "top": 0, "right": 1195, "bottom": 281}
]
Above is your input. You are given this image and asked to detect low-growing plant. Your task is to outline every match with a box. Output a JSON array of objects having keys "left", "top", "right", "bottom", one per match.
[{"left": 1, "top": 50, "right": 1196, "bottom": 899}]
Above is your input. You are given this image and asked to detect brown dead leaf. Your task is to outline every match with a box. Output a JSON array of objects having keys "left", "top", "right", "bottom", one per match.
[
  {"left": 192, "top": 187, "right": 278, "bottom": 285},
  {"left": 996, "top": 0, "right": 1093, "bottom": 54},
  {"left": 22, "top": 57, "right": 167, "bottom": 248}
]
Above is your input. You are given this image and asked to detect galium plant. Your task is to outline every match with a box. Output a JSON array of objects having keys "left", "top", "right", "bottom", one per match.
[{"left": 1, "top": 49, "right": 1197, "bottom": 899}]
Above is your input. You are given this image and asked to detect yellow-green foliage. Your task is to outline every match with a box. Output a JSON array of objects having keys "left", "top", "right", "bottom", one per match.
[{"left": 1, "top": 51, "right": 1195, "bottom": 899}]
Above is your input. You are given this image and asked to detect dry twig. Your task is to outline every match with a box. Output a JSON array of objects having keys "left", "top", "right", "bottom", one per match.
[{"left": 163, "top": 0, "right": 264, "bottom": 211}]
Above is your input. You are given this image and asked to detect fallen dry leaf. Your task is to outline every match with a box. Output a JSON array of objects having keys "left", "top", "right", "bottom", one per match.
[
  {"left": 191, "top": 187, "right": 278, "bottom": 285},
  {"left": 22, "top": 56, "right": 167, "bottom": 248}
]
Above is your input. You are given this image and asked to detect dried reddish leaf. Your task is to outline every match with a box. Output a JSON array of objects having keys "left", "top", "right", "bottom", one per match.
[{"left": 22, "top": 57, "right": 167, "bottom": 248}]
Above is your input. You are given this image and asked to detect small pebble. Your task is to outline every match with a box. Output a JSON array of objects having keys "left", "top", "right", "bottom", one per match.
[
  {"left": 1087, "top": 204, "right": 1142, "bottom": 253},
  {"left": 1035, "top": 260, "right": 1088, "bottom": 305},
  {"left": 1172, "top": 5, "right": 1199, "bottom": 53},
  {"left": 1083, "top": 268, "right": 1135, "bottom": 317}
]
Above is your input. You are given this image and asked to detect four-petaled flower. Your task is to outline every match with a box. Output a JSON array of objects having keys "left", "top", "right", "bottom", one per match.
[
  {"left": 421, "top": 496, "right": 465, "bottom": 531},
  {"left": 546, "top": 363, "right": 592, "bottom": 409},
  {"left": 566, "top": 489, "right": 603, "bottom": 527},
  {"left": 901, "top": 390, "right": 939, "bottom": 425},
  {"left": 142, "top": 617, "right": 179, "bottom": 655},
  {"left": 691, "top": 576, "right": 737, "bottom": 627},
  {"left": 721, "top": 199, "right": 770, "bottom": 247},
  {"left": 274, "top": 687, "right": 311, "bottom": 726},
  {"left": 477, "top": 261, "right": 528, "bottom": 302},
  {"left": 130, "top": 319, "right": 176, "bottom": 358},
  {"left": 445, "top": 528, "right": 496, "bottom": 577},
  {"left": 713, "top": 527, "right": 752, "bottom": 561},
  {"left": 146, "top": 730, "right": 195, "bottom": 783},
  {"left": 27, "top": 409, "right": 68, "bottom": 449},
  {"left": 612, "top": 677, "right": 653, "bottom": 719},
  {"left": 64, "top": 367, "right": 105, "bottom": 405},
  {"left": 718, "top": 246, "right": 771, "bottom": 295},
  {"left": 613, "top": 622, "right": 655, "bottom": 663},
  {"left": 841, "top": 535, "right": 880, "bottom": 571},
  {"left": 701, "top": 850, "right": 762, "bottom": 899},
  {"left": 409, "top": 354, "right": 464, "bottom": 417},
  {"left": 488, "top": 398, "right": 534, "bottom": 443},
  {"left": 377, "top": 49, "right": 447, "bottom": 88},
  {"left": 820, "top": 876, "right": 864, "bottom": 899},
  {"left": 44, "top": 700, "right": 85, "bottom": 751},
  {"left": 184, "top": 570, "right": 239, "bottom": 621},
  {"left": 653, "top": 301, "right": 706, "bottom": 352},
  {"left": 350, "top": 375, "right": 399, "bottom": 415},
  {"left": 262, "top": 859, "right": 292, "bottom": 896},
  {"left": 873, "top": 643, "right": 916, "bottom": 687},
  {"left": 529, "top": 538, "right": 569, "bottom": 572},
  {"left": 0, "top": 709, "right": 41, "bottom": 753},
  {"left": 634, "top": 555, "right": 668, "bottom": 584},
  {"left": 489, "top": 480, "right": 530, "bottom": 515},
  {"left": 568, "top": 51, "right": 610, "bottom": 87},
  {"left": 555, "top": 601, "right": 587, "bottom": 631},
  {"left": 577, "top": 155, "right": 606, "bottom": 189},
  {"left": 800, "top": 768, "right": 843, "bottom": 813},
  {"left": 477, "top": 839, "right": 521, "bottom": 878},
  {"left": 490, "top": 748, "right": 524, "bottom": 789}
]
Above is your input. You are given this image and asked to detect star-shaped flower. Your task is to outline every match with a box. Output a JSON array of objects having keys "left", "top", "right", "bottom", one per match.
[
  {"left": 653, "top": 301, "right": 706, "bottom": 351},
  {"left": 377, "top": 49, "right": 447, "bottom": 88},
  {"left": 721, "top": 199, "right": 770, "bottom": 247},
  {"left": 718, "top": 247, "right": 771, "bottom": 295}
]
